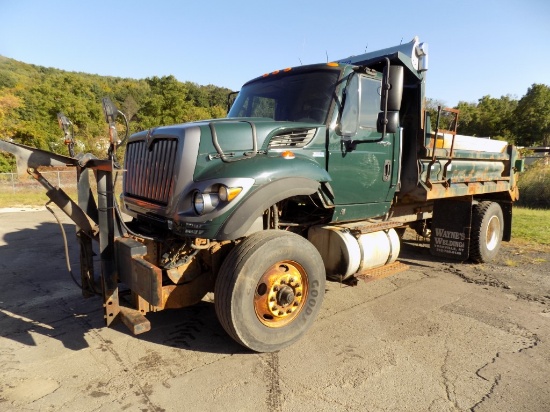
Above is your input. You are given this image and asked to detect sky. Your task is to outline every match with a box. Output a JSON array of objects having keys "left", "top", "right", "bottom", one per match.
[{"left": 1, "top": 0, "right": 549, "bottom": 107}]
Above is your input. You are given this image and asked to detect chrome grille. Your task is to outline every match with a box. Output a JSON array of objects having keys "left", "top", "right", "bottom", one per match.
[{"left": 124, "top": 138, "right": 178, "bottom": 205}]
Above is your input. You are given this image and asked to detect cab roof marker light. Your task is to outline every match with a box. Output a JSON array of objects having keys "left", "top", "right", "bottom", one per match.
[
  {"left": 283, "top": 67, "right": 292, "bottom": 72},
  {"left": 327, "top": 62, "right": 339, "bottom": 67},
  {"left": 272, "top": 70, "right": 280, "bottom": 75}
]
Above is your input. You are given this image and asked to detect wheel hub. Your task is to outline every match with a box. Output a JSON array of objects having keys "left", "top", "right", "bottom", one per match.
[
  {"left": 276, "top": 285, "right": 295, "bottom": 307},
  {"left": 254, "top": 260, "right": 308, "bottom": 328},
  {"left": 486, "top": 215, "right": 501, "bottom": 251}
]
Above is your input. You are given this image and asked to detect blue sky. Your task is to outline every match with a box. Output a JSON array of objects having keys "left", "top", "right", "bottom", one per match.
[{"left": 1, "top": 0, "right": 549, "bottom": 106}]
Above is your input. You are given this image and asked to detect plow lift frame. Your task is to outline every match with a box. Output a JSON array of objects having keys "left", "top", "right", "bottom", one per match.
[{"left": 0, "top": 139, "right": 151, "bottom": 334}]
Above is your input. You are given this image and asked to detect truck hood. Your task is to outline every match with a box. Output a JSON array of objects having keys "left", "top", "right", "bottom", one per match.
[
  {"left": 122, "top": 117, "right": 326, "bottom": 220},
  {"left": 194, "top": 117, "right": 324, "bottom": 152},
  {"left": 127, "top": 117, "right": 324, "bottom": 151}
]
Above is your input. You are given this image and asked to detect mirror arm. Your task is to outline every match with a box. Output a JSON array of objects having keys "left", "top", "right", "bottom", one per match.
[
  {"left": 380, "top": 57, "right": 391, "bottom": 139},
  {"left": 102, "top": 97, "right": 130, "bottom": 163},
  {"left": 117, "top": 110, "right": 129, "bottom": 146}
]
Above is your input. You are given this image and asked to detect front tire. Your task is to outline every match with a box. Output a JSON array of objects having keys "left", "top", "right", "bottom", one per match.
[
  {"left": 470, "top": 201, "right": 504, "bottom": 263},
  {"left": 214, "top": 230, "right": 325, "bottom": 352}
]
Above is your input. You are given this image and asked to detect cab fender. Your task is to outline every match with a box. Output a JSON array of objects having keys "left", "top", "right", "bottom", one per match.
[{"left": 217, "top": 177, "right": 321, "bottom": 240}]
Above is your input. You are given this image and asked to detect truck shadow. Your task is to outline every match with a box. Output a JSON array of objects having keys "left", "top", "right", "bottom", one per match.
[
  {"left": 1, "top": 219, "right": 479, "bottom": 355},
  {"left": 118, "top": 302, "right": 246, "bottom": 354},
  {"left": 0, "top": 219, "right": 245, "bottom": 355}
]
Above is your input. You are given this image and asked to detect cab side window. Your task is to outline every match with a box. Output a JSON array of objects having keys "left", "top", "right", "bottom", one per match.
[
  {"left": 359, "top": 77, "right": 381, "bottom": 130},
  {"left": 340, "top": 74, "right": 381, "bottom": 137}
]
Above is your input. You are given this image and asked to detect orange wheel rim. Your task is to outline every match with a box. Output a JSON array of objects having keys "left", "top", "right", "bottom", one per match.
[{"left": 254, "top": 260, "right": 309, "bottom": 328}]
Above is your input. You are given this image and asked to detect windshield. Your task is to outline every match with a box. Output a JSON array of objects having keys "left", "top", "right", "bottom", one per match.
[{"left": 228, "top": 69, "right": 341, "bottom": 124}]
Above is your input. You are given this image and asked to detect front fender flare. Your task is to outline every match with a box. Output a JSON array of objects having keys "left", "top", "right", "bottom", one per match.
[{"left": 216, "top": 177, "right": 321, "bottom": 240}]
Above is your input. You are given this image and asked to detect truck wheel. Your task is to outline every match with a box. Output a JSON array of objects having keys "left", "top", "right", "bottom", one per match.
[
  {"left": 469, "top": 201, "right": 503, "bottom": 263},
  {"left": 214, "top": 230, "right": 325, "bottom": 352}
]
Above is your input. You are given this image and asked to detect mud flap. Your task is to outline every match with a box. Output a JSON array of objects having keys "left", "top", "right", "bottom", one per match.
[{"left": 430, "top": 198, "right": 472, "bottom": 260}]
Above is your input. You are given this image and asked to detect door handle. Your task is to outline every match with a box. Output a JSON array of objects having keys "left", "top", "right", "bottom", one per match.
[{"left": 383, "top": 160, "right": 391, "bottom": 182}]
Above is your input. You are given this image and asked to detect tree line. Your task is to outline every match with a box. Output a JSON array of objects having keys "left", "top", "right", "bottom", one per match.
[
  {"left": 427, "top": 83, "right": 550, "bottom": 147},
  {"left": 0, "top": 56, "right": 232, "bottom": 172},
  {"left": 1, "top": 55, "right": 549, "bottom": 173}
]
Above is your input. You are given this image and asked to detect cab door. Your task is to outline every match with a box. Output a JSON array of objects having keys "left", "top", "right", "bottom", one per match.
[{"left": 327, "top": 73, "right": 398, "bottom": 220}]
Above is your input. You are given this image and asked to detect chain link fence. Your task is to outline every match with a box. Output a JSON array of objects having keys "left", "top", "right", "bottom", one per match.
[{"left": 0, "top": 170, "right": 77, "bottom": 193}]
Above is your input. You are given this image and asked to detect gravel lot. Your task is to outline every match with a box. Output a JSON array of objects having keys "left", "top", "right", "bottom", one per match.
[{"left": 1, "top": 208, "right": 549, "bottom": 412}]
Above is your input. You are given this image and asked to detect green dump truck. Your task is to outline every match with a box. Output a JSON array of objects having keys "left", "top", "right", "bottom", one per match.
[{"left": 0, "top": 37, "right": 523, "bottom": 352}]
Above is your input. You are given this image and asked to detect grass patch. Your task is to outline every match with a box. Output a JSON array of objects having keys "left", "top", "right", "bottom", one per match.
[
  {"left": 511, "top": 207, "right": 550, "bottom": 246},
  {"left": 0, "top": 189, "right": 78, "bottom": 208},
  {"left": 517, "top": 161, "right": 550, "bottom": 209}
]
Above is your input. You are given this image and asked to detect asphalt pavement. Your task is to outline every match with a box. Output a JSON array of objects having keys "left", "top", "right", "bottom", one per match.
[{"left": 1, "top": 208, "right": 549, "bottom": 411}]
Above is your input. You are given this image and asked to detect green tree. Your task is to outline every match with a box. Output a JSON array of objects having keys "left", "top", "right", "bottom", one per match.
[
  {"left": 137, "top": 75, "right": 190, "bottom": 128},
  {"left": 0, "top": 91, "right": 21, "bottom": 137},
  {"left": 514, "top": 84, "right": 550, "bottom": 146},
  {"left": 455, "top": 101, "right": 479, "bottom": 135},
  {"left": 474, "top": 95, "right": 517, "bottom": 141}
]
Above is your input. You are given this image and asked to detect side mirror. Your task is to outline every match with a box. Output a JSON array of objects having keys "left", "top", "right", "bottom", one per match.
[
  {"left": 57, "top": 112, "right": 75, "bottom": 156},
  {"left": 377, "top": 111, "right": 399, "bottom": 134},
  {"left": 381, "top": 66, "right": 404, "bottom": 112},
  {"left": 57, "top": 112, "right": 71, "bottom": 133},
  {"left": 378, "top": 63, "right": 403, "bottom": 136},
  {"left": 102, "top": 97, "right": 119, "bottom": 124},
  {"left": 227, "top": 91, "right": 239, "bottom": 113},
  {"left": 102, "top": 97, "right": 120, "bottom": 146}
]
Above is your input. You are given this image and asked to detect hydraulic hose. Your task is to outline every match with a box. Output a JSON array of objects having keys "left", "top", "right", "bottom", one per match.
[{"left": 45, "top": 201, "right": 100, "bottom": 295}]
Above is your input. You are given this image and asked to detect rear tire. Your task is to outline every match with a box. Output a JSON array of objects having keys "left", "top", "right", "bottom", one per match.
[
  {"left": 470, "top": 201, "right": 503, "bottom": 263},
  {"left": 214, "top": 230, "right": 325, "bottom": 352}
]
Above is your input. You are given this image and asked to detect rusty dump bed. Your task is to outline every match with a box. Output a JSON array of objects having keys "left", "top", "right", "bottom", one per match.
[{"left": 412, "top": 129, "right": 521, "bottom": 201}]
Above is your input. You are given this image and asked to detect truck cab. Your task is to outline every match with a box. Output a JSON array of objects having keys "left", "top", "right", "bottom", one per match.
[{"left": 121, "top": 39, "right": 425, "bottom": 240}]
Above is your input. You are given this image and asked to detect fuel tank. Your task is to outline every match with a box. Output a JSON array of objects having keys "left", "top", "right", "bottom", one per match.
[{"left": 308, "top": 226, "right": 400, "bottom": 280}]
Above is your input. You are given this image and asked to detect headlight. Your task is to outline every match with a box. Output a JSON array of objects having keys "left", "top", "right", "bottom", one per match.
[
  {"left": 193, "top": 191, "right": 219, "bottom": 215},
  {"left": 193, "top": 191, "right": 205, "bottom": 215}
]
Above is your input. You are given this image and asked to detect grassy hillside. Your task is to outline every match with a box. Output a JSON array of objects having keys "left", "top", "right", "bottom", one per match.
[{"left": 0, "top": 55, "right": 233, "bottom": 170}]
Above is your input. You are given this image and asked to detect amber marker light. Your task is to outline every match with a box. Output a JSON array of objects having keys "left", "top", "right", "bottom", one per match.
[
  {"left": 327, "top": 62, "right": 339, "bottom": 67},
  {"left": 272, "top": 70, "right": 280, "bottom": 75},
  {"left": 283, "top": 67, "right": 292, "bottom": 72},
  {"left": 281, "top": 150, "right": 295, "bottom": 159},
  {"left": 218, "top": 185, "right": 243, "bottom": 202}
]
